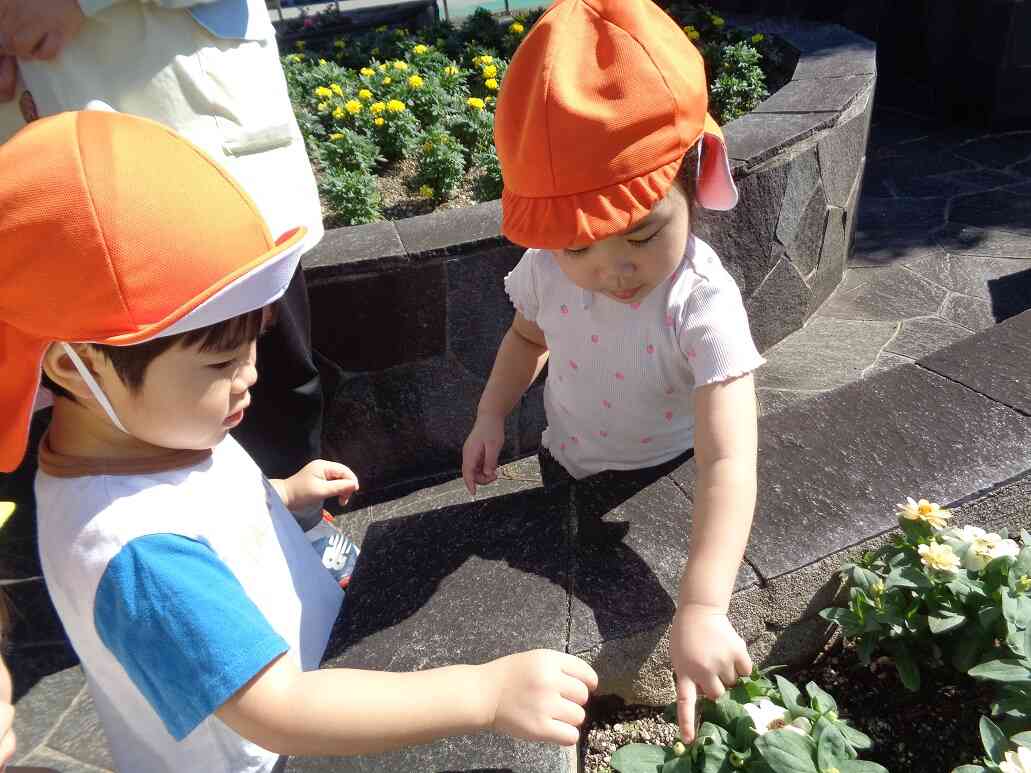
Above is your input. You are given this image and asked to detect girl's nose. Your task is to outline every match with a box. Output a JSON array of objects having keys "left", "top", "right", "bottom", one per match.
[{"left": 233, "top": 361, "right": 258, "bottom": 393}]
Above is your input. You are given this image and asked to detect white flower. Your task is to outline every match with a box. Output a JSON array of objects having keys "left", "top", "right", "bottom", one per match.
[
  {"left": 742, "top": 698, "right": 789, "bottom": 735},
  {"left": 918, "top": 541, "right": 961, "bottom": 574},
  {"left": 897, "top": 496, "right": 952, "bottom": 529},
  {"left": 1000, "top": 745, "right": 1031, "bottom": 773},
  {"left": 955, "top": 528, "right": 1021, "bottom": 572}
]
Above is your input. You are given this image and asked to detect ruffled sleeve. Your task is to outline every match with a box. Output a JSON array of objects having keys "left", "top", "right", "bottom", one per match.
[
  {"left": 679, "top": 248, "right": 765, "bottom": 387},
  {"left": 503, "top": 248, "right": 544, "bottom": 324}
]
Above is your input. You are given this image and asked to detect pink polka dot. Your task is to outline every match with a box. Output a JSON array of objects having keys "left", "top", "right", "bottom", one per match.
[
  {"left": 646, "top": 344, "right": 655, "bottom": 354},
  {"left": 640, "top": 436, "right": 653, "bottom": 444},
  {"left": 602, "top": 399, "right": 612, "bottom": 409},
  {"left": 570, "top": 435, "right": 579, "bottom": 445},
  {"left": 569, "top": 360, "right": 579, "bottom": 370},
  {"left": 687, "top": 349, "right": 697, "bottom": 359},
  {"left": 665, "top": 313, "right": 675, "bottom": 327},
  {"left": 591, "top": 334, "right": 599, "bottom": 344},
  {"left": 664, "top": 411, "right": 673, "bottom": 422},
  {"left": 599, "top": 430, "right": 608, "bottom": 438},
  {"left": 630, "top": 302, "right": 641, "bottom": 310},
  {"left": 560, "top": 304, "right": 569, "bottom": 315},
  {"left": 665, "top": 386, "right": 676, "bottom": 395},
  {"left": 560, "top": 442, "right": 566, "bottom": 451},
  {"left": 614, "top": 372, "right": 625, "bottom": 380}
]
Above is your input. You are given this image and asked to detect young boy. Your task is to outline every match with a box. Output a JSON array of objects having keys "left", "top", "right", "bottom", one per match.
[{"left": 0, "top": 110, "right": 596, "bottom": 773}]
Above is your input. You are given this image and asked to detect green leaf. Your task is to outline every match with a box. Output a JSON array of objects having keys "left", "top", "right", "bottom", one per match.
[
  {"left": 849, "top": 566, "right": 883, "bottom": 594},
  {"left": 978, "top": 604, "right": 1003, "bottom": 630},
  {"left": 774, "top": 675, "right": 806, "bottom": 714},
  {"left": 699, "top": 742, "right": 733, "bottom": 773},
  {"left": 979, "top": 715, "right": 1008, "bottom": 764},
  {"left": 1011, "top": 731, "right": 1031, "bottom": 749},
  {"left": 838, "top": 722, "right": 873, "bottom": 751},
  {"left": 610, "top": 743, "right": 668, "bottom": 773},
  {"left": 951, "top": 629, "right": 989, "bottom": 673},
  {"left": 816, "top": 723, "right": 850, "bottom": 769},
  {"left": 969, "top": 659, "right": 1031, "bottom": 684},
  {"left": 890, "top": 641, "right": 921, "bottom": 691},
  {"left": 1003, "top": 587, "right": 1031, "bottom": 629},
  {"left": 754, "top": 729, "right": 819, "bottom": 773},
  {"left": 856, "top": 636, "right": 877, "bottom": 665},
  {"left": 929, "top": 610, "right": 968, "bottom": 635},
  {"left": 702, "top": 692, "right": 748, "bottom": 727},
  {"left": 1008, "top": 546, "right": 1031, "bottom": 586},
  {"left": 820, "top": 607, "right": 860, "bottom": 632},
  {"left": 661, "top": 756, "right": 694, "bottom": 773},
  {"left": 886, "top": 565, "right": 932, "bottom": 590},
  {"left": 836, "top": 761, "right": 891, "bottom": 773},
  {"left": 804, "top": 682, "right": 838, "bottom": 713}
]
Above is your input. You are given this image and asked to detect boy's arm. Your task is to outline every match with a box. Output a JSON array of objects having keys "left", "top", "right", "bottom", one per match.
[
  {"left": 217, "top": 647, "right": 596, "bottom": 756},
  {"left": 78, "top": 0, "right": 226, "bottom": 16},
  {"left": 669, "top": 373, "right": 758, "bottom": 740},
  {"left": 461, "top": 313, "right": 548, "bottom": 494}
]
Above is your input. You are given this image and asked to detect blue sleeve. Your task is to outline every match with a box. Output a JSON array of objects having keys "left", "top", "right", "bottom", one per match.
[{"left": 94, "top": 534, "right": 289, "bottom": 741}]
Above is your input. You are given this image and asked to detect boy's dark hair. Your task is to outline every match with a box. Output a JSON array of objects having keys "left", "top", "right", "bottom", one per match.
[
  {"left": 42, "top": 306, "right": 267, "bottom": 403},
  {"left": 675, "top": 140, "right": 701, "bottom": 219}
]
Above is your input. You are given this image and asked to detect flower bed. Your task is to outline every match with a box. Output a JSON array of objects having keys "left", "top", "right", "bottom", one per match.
[{"left": 281, "top": 4, "right": 788, "bottom": 226}]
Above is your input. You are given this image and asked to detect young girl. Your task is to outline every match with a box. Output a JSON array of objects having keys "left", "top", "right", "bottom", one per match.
[{"left": 461, "top": 0, "right": 764, "bottom": 743}]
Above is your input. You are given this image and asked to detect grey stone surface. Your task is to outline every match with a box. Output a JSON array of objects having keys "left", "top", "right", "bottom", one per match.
[
  {"left": 17, "top": 746, "right": 110, "bottom": 773},
  {"left": 741, "top": 364, "right": 1031, "bottom": 579},
  {"left": 905, "top": 253, "right": 1031, "bottom": 302},
  {"left": 447, "top": 244, "right": 523, "bottom": 379},
  {"left": 817, "top": 265, "right": 947, "bottom": 321},
  {"left": 890, "top": 168, "right": 1020, "bottom": 198},
  {"left": 394, "top": 199, "right": 505, "bottom": 259},
  {"left": 937, "top": 222, "right": 1031, "bottom": 258},
  {"left": 818, "top": 104, "right": 870, "bottom": 208},
  {"left": 883, "top": 316, "right": 971, "bottom": 360},
  {"left": 920, "top": 310, "right": 1031, "bottom": 416},
  {"left": 321, "top": 354, "right": 517, "bottom": 492},
  {"left": 745, "top": 258, "right": 810, "bottom": 353},
  {"left": 952, "top": 132, "right": 1031, "bottom": 169},
  {"left": 808, "top": 206, "right": 846, "bottom": 315},
  {"left": 940, "top": 292, "right": 999, "bottom": 332},
  {"left": 735, "top": 18, "right": 876, "bottom": 78},
  {"left": 850, "top": 220, "right": 947, "bottom": 269},
  {"left": 756, "top": 388, "right": 820, "bottom": 415},
  {"left": 776, "top": 149, "right": 827, "bottom": 276},
  {"left": 864, "top": 146, "right": 977, "bottom": 197},
  {"left": 951, "top": 188, "right": 1031, "bottom": 237},
  {"left": 301, "top": 220, "right": 407, "bottom": 279},
  {"left": 755, "top": 75, "right": 873, "bottom": 114},
  {"left": 861, "top": 351, "right": 913, "bottom": 378},
  {"left": 693, "top": 164, "right": 787, "bottom": 299},
  {"left": 10, "top": 666, "right": 85, "bottom": 766},
  {"left": 46, "top": 688, "right": 115, "bottom": 771},
  {"left": 756, "top": 317, "right": 897, "bottom": 391},
  {"left": 723, "top": 112, "right": 837, "bottom": 168},
  {"left": 309, "top": 262, "right": 447, "bottom": 372}
]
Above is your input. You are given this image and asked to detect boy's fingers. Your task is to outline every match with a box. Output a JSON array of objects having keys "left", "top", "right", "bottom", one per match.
[
  {"left": 544, "top": 718, "right": 579, "bottom": 747},
  {"left": 32, "top": 29, "right": 61, "bottom": 60},
  {"left": 701, "top": 674, "right": 725, "bottom": 701},
  {"left": 676, "top": 676, "right": 696, "bottom": 741},
  {"left": 461, "top": 444, "right": 481, "bottom": 495},
  {"left": 558, "top": 674, "right": 590, "bottom": 706},
  {"left": 483, "top": 440, "right": 501, "bottom": 477},
  {"left": 735, "top": 648, "right": 753, "bottom": 679},
  {"left": 561, "top": 656, "right": 598, "bottom": 692}
]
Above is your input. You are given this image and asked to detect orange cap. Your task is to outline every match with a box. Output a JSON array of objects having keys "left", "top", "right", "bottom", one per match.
[
  {"left": 0, "top": 111, "right": 307, "bottom": 472},
  {"left": 495, "top": 0, "right": 738, "bottom": 249}
]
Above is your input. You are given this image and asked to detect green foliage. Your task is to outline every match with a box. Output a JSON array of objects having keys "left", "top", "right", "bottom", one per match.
[
  {"left": 708, "top": 41, "right": 768, "bottom": 123},
  {"left": 609, "top": 670, "right": 884, "bottom": 773},
  {"left": 318, "top": 127, "right": 379, "bottom": 173},
  {"left": 414, "top": 129, "right": 467, "bottom": 199},
  {"left": 953, "top": 716, "right": 1031, "bottom": 772},
  {"left": 318, "top": 167, "right": 381, "bottom": 226}
]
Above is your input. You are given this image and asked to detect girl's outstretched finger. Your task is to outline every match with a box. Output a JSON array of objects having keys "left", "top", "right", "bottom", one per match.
[
  {"left": 676, "top": 675, "right": 697, "bottom": 742},
  {"left": 735, "top": 647, "right": 753, "bottom": 679}
]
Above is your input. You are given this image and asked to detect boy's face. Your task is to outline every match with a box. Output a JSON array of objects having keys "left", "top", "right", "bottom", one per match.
[
  {"left": 552, "top": 183, "right": 690, "bottom": 305},
  {"left": 95, "top": 336, "right": 258, "bottom": 451}
]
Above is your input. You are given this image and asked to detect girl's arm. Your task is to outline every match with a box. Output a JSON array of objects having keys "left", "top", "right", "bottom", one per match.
[
  {"left": 670, "top": 372, "right": 758, "bottom": 741},
  {"left": 216, "top": 646, "right": 596, "bottom": 756},
  {"left": 462, "top": 313, "right": 549, "bottom": 494}
]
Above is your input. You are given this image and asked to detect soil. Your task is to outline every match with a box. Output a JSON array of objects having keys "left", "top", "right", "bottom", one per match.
[{"left": 581, "top": 640, "right": 995, "bottom": 773}]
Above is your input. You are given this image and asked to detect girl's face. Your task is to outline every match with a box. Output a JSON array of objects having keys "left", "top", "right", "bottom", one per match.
[{"left": 553, "top": 183, "right": 690, "bottom": 305}]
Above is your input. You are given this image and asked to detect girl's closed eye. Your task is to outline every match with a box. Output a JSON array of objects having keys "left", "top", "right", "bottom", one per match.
[
  {"left": 628, "top": 225, "right": 665, "bottom": 247},
  {"left": 208, "top": 359, "right": 237, "bottom": 370}
]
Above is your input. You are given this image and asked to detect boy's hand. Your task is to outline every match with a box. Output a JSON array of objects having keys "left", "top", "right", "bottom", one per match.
[
  {"left": 284, "top": 460, "right": 359, "bottom": 512},
  {"left": 0, "top": 0, "right": 85, "bottom": 60},
  {"left": 461, "top": 413, "right": 505, "bottom": 495},
  {"left": 670, "top": 604, "right": 752, "bottom": 742},
  {"left": 480, "top": 650, "right": 597, "bottom": 746}
]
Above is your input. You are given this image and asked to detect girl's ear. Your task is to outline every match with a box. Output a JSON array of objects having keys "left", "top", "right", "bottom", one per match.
[{"left": 41, "top": 343, "right": 105, "bottom": 404}]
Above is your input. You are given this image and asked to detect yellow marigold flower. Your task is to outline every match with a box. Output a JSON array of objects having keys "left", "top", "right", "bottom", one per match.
[
  {"left": 394, "top": 28, "right": 406, "bottom": 37},
  {"left": 317, "top": 101, "right": 330, "bottom": 113},
  {"left": 684, "top": 25, "right": 700, "bottom": 40},
  {"left": 393, "top": 60, "right": 409, "bottom": 71},
  {"left": 295, "top": 41, "right": 305, "bottom": 51},
  {"left": 374, "top": 117, "right": 385, "bottom": 126},
  {"left": 371, "top": 47, "right": 380, "bottom": 55},
  {"left": 711, "top": 15, "right": 725, "bottom": 27},
  {"left": 467, "top": 97, "right": 485, "bottom": 111},
  {"left": 751, "top": 33, "right": 765, "bottom": 43},
  {"left": 330, "top": 83, "right": 343, "bottom": 96},
  {"left": 510, "top": 22, "right": 525, "bottom": 34},
  {"left": 423, "top": 141, "right": 434, "bottom": 152},
  {"left": 329, "top": 132, "right": 344, "bottom": 141},
  {"left": 382, "top": 76, "right": 392, "bottom": 85},
  {"left": 361, "top": 67, "right": 376, "bottom": 77},
  {"left": 370, "top": 101, "right": 386, "bottom": 114},
  {"left": 318, "top": 58, "right": 328, "bottom": 66},
  {"left": 485, "top": 78, "right": 499, "bottom": 90},
  {"left": 419, "top": 184, "right": 435, "bottom": 199},
  {"left": 485, "top": 95, "right": 494, "bottom": 103},
  {"left": 481, "top": 64, "right": 498, "bottom": 79},
  {"left": 408, "top": 74, "right": 424, "bottom": 88},
  {"left": 386, "top": 99, "right": 406, "bottom": 113},
  {"left": 443, "top": 65, "right": 460, "bottom": 76},
  {"left": 376, "top": 25, "right": 387, "bottom": 32},
  {"left": 358, "top": 88, "right": 373, "bottom": 101},
  {"left": 334, "top": 39, "right": 346, "bottom": 49},
  {"left": 378, "top": 63, "right": 388, "bottom": 72},
  {"left": 287, "top": 54, "right": 303, "bottom": 63},
  {"left": 897, "top": 497, "right": 952, "bottom": 529},
  {"left": 345, "top": 99, "right": 363, "bottom": 115},
  {"left": 918, "top": 541, "right": 960, "bottom": 574},
  {"left": 314, "top": 85, "right": 333, "bottom": 99},
  {"left": 413, "top": 44, "right": 429, "bottom": 55},
  {"left": 332, "top": 106, "right": 345, "bottom": 120},
  {"left": 479, "top": 55, "right": 493, "bottom": 64}
]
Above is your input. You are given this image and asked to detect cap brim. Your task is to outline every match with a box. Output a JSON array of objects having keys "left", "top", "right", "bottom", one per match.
[{"left": 695, "top": 113, "right": 739, "bottom": 211}]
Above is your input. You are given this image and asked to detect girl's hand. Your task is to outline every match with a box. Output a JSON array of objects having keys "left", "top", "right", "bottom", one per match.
[
  {"left": 283, "top": 460, "right": 359, "bottom": 513},
  {"left": 670, "top": 604, "right": 752, "bottom": 742},
  {"left": 480, "top": 650, "right": 598, "bottom": 746},
  {"left": 461, "top": 413, "right": 506, "bottom": 495}
]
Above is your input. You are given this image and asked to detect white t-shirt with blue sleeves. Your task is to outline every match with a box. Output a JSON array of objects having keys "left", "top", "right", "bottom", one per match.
[
  {"left": 36, "top": 435, "right": 343, "bottom": 773},
  {"left": 505, "top": 235, "right": 765, "bottom": 479}
]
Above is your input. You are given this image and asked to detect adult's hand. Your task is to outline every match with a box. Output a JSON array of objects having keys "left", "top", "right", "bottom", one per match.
[
  {"left": 0, "top": 54, "right": 15, "bottom": 102},
  {"left": 0, "top": 0, "right": 85, "bottom": 61}
]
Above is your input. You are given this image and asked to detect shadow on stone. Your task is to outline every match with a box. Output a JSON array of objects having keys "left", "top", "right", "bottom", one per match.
[{"left": 989, "top": 267, "right": 1031, "bottom": 322}]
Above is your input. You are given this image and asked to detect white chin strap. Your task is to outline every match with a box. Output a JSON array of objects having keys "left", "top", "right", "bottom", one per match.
[{"left": 60, "top": 343, "right": 129, "bottom": 434}]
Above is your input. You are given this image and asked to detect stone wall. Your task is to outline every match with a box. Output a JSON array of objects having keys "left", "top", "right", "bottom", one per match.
[
  {"left": 706, "top": 0, "right": 1031, "bottom": 128},
  {"left": 304, "top": 20, "right": 876, "bottom": 493}
]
